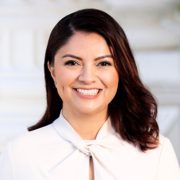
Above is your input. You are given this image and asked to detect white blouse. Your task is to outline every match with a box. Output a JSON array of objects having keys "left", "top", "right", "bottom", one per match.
[{"left": 0, "top": 113, "right": 180, "bottom": 180}]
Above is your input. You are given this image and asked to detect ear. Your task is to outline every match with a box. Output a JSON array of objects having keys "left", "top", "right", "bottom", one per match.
[{"left": 47, "top": 61, "right": 56, "bottom": 81}]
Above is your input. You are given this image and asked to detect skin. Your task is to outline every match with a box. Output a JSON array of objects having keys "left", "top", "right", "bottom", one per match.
[
  {"left": 48, "top": 31, "right": 119, "bottom": 140},
  {"left": 48, "top": 31, "right": 119, "bottom": 180}
]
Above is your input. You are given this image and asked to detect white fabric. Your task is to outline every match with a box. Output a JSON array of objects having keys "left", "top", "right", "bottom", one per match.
[{"left": 0, "top": 113, "right": 180, "bottom": 180}]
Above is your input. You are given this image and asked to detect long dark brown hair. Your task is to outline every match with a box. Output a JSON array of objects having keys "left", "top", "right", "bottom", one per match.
[{"left": 28, "top": 9, "right": 159, "bottom": 151}]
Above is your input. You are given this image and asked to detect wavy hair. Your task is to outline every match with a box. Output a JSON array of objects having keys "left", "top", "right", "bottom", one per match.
[{"left": 28, "top": 9, "right": 159, "bottom": 151}]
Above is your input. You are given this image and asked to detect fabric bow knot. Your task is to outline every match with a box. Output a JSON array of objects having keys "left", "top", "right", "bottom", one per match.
[{"left": 50, "top": 113, "right": 118, "bottom": 180}]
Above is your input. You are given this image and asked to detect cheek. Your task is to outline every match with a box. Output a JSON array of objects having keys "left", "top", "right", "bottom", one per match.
[
  {"left": 54, "top": 70, "right": 71, "bottom": 100},
  {"left": 54, "top": 68, "right": 79, "bottom": 88},
  {"left": 53, "top": 68, "right": 69, "bottom": 91},
  {"left": 103, "top": 70, "right": 119, "bottom": 89}
]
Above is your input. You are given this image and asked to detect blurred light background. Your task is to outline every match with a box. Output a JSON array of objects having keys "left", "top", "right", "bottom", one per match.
[{"left": 0, "top": 0, "right": 180, "bottom": 163}]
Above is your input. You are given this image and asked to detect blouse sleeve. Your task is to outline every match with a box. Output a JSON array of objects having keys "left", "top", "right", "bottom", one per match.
[
  {"left": 0, "top": 143, "right": 14, "bottom": 180},
  {"left": 157, "top": 137, "right": 180, "bottom": 180}
]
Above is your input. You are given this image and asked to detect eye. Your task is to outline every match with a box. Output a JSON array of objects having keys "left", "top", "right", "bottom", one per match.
[
  {"left": 97, "top": 61, "right": 112, "bottom": 67},
  {"left": 64, "top": 60, "right": 80, "bottom": 66}
]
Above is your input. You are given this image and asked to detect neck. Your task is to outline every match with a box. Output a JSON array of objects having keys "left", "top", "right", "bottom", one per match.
[{"left": 62, "top": 108, "right": 108, "bottom": 140}]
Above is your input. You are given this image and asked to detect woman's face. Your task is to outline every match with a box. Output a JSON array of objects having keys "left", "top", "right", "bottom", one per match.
[{"left": 48, "top": 31, "right": 119, "bottom": 116}]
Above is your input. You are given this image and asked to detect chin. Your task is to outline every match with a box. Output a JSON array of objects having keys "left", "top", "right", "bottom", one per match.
[
  {"left": 75, "top": 105, "right": 106, "bottom": 115},
  {"left": 77, "top": 109, "right": 98, "bottom": 115}
]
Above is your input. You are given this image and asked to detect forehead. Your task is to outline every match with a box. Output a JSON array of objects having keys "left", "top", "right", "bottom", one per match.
[{"left": 56, "top": 31, "right": 111, "bottom": 55}]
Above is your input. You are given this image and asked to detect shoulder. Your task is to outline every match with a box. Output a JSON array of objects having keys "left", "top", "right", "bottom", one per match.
[
  {"left": 157, "top": 134, "right": 179, "bottom": 162},
  {"left": 6, "top": 123, "right": 66, "bottom": 156},
  {"left": 11, "top": 124, "right": 56, "bottom": 147},
  {"left": 159, "top": 134, "right": 171, "bottom": 146},
  {"left": 156, "top": 135, "right": 180, "bottom": 179},
  {"left": 142, "top": 134, "right": 177, "bottom": 158},
  {"left": 124, "top": 135, "right": 178, "bottom": 165},
  {"left": 157, "top": 134, "right": 177, "bottom": 155},
  {"left": 1, "top": 123, "right": 70, "bottom": 169}
]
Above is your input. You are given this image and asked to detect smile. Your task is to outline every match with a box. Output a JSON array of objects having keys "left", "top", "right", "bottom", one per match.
[{"left": 75, "top": 88, "right": 100, "bottom": 96}]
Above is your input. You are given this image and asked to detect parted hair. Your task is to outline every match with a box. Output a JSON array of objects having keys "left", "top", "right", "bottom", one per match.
[{"left": 28, "top": 8, "right": 159, "bottom": 151}]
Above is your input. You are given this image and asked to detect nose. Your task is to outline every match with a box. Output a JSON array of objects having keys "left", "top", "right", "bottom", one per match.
[{"left": 78, "top": 65, "right": 96, "bottom": 84}]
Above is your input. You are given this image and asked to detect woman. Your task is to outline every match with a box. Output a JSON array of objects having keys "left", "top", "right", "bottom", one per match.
[{"left": 0, "top": 8, "right": 179, "bottom": 180}]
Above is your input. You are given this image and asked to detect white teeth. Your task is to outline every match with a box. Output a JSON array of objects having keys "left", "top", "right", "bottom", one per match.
[{"left": 76, "top": 89, "right": 99, "bottom": 96}]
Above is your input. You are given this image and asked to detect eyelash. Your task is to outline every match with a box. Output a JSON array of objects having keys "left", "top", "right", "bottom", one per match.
[
  {"left": 97, "top": 61, "right": 112, "bottom": 66},
  {"left": 64, "top": 60, "right": 112, "bottom": 67},
  {"left": 64, "top": 60, "right": 79, "bottom": 66}
]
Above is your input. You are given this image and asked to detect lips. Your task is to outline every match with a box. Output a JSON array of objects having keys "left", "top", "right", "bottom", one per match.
[{"left": 74, "top": 88, "right": 101, "bottom": 96}]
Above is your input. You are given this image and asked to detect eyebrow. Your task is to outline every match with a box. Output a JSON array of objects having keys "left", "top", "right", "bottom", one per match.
[
  {"left": 95, "top": 55, "right": 113, "bottom": 61},
  {"left": 62, "top": 54, "right": 82, "bottom": 60},
  {"left": 62, "top": 54, "right": 113, "bottom": 61}
]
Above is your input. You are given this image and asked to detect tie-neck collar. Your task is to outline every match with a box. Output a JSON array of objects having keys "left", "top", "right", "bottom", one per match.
[
  {"left": 52, "top": 112, "right": 116, "bottom": 156},
  {"left": 39, "top": 112, "right": 127, "bottom": 180}
]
